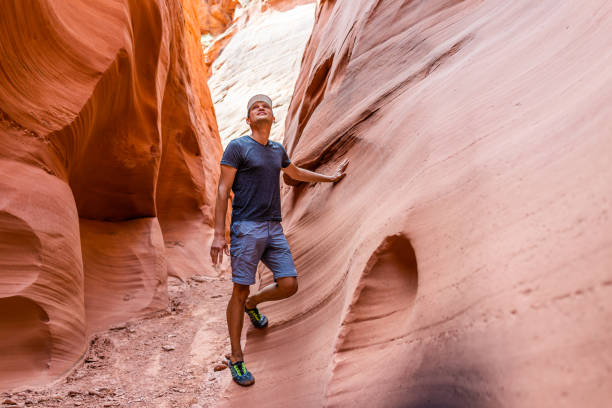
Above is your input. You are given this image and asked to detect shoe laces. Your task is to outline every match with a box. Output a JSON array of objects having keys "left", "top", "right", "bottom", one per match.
[
  {"left": 231, "top": 360, "right": 247, "bottom": 376},
  {"left": 248, "top": 308, "right": 261, "bottom": 321}
]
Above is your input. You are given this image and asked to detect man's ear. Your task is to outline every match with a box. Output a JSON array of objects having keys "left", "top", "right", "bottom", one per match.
[{"left": 246, "top": 116, "right": 251, "bottom": 126}]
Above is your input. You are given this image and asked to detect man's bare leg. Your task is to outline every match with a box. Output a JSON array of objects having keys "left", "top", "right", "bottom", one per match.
[
  {"left": 227, "top": 283, "right": 250, "bottom": 363},
  {"left": 245, "top": 276, "right": 298, "bottom": 309}
]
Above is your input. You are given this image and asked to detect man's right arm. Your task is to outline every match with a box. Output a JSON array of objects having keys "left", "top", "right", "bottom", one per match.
[{"left": 210, "top": 164, "right": 237, "bottom": 265}]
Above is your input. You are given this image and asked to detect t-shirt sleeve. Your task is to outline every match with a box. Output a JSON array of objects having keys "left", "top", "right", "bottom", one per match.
[
  {"left": 220, "top": 140, "right": 242, "bottom": 168},
  {"left": 280, "top": 145, "right": 291, "bottom": 168}
]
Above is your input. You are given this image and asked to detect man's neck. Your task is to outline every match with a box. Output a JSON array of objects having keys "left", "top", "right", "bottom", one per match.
[{"left": 250, "top": 125, "right": 271, "bottom": 146}]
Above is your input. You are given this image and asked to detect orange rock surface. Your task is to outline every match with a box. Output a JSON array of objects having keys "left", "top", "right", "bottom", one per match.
[
  {"left": 223, "top": 0, "right": 612, "bottom": 406},
  {"left": 0, "top": 0, "right": 221, "bottom": 389},
  {"left": 198, "top": 0, "right": 240, "bottom": 36}
]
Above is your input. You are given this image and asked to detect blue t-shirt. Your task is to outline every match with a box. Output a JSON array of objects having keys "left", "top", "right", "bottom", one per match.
[{"left": 220, "top": 135, "right": 291, "bottom": 224}]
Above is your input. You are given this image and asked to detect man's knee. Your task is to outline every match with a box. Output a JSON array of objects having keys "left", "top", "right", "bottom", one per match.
[
  {"left": 277, "top": 277, "right": 298, "bottom": 296},
  {"left": 232, "top": 283, "right": 250, "bottom": 303}
]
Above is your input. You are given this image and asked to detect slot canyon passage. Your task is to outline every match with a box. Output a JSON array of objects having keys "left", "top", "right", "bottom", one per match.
[{"left": 0, "top": 0, "right": 611, "bottom": 407}]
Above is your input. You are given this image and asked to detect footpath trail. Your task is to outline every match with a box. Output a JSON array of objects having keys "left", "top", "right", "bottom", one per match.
[{"left": 1, "top": 275, "right": 238, "bottom": 408}]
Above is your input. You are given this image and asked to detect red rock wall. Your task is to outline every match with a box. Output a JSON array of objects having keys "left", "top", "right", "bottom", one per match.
[
  {"left": 0, "top": 0, "right": 221, "bottom": 389},
  {"left": 160, "top": 0, "right": 224, "bottom": 279},
  {"left": 198, "top": 0, "right": 240, "bottom": 36},
  {"left": 224, "top": 0, "right": 612, "bottom": 406}
]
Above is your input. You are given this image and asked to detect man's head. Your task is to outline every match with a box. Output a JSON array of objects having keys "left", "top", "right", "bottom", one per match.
[{"left": 246, "top": 94, "right": 275, "bottom": 128}]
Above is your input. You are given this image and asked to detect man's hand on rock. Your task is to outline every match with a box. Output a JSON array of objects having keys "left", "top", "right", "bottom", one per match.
[
  {"left": 210, "top": 233, "right": 229, "bottom": 265},
  {"left": 331, "top": 159, "right": 349, "bottom": 183}
]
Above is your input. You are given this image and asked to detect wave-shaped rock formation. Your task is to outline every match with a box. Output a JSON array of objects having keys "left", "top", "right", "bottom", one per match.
[
  {"left": 205, "top": 0, "right": 316, "bottom": 145},
  {"left": 224, "top": 0, "right": 612, "bottom": 406},
  {"left": 0, "top": 0, "right": 222, "bottom": 390}
]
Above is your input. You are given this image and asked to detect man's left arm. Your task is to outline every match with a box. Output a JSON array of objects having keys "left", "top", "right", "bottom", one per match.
[{"left": 282, "top": 159, "right": 349, "bottom": 183}]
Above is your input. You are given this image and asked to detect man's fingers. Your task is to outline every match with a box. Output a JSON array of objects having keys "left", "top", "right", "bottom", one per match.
[
  {"left": 210, "top": 247, "right": 221, "bottom": 265},
  {"left": 210, "top": 243, "right": 230, "bottom": 265},
  {"left": 331, "top": 159, "right": 348, "bottom": 183},
  {"left": 339, "top": 158, "right": 349, "bottom": 171}
]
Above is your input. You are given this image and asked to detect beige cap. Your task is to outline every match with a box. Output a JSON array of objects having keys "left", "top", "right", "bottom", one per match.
[{"left": 247, "top": 94, "right": 273, "bottom": 115}]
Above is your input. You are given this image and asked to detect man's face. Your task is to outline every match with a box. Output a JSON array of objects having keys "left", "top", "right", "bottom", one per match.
[{"left": 247, "top": 101, "right": 274, "bottom": 125}]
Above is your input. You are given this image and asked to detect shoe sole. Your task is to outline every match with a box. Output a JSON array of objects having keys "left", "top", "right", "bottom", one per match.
[
  {"left": 252, "top": 315, "right": 268, "bottom": 329},
  {"left": 234, "top": 378, "right": 255, "bottom": 386}
]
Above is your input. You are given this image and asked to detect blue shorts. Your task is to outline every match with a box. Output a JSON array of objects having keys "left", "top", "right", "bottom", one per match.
[{"left": 229, "top": 220, "right": 297, "bottom": 286}]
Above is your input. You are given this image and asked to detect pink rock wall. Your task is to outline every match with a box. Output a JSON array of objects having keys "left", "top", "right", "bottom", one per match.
[
  {"left": 0, "top": 0, "right": 221, "bottom": 389},
  {"left": 224, "top": 0, "right": 612, "bottom": 406}
]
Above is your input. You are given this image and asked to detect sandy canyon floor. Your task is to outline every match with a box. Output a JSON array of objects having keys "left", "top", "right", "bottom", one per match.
[{"left": 1, "top": 276, "right": 239, "bottom": 408}]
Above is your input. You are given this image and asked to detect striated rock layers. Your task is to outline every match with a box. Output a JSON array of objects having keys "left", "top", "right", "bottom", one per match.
[
  {"left": 0, "top": 0, "right": 221, "bottom": 390},
  {"left": 199, "top": 0, "right": 241, "bottom": 36},
  {"left": 206, "top": 0, "right": 316, "bottom": 145},
  {"left": 223, "top": 0, "right": 612, "bottom": 407}
]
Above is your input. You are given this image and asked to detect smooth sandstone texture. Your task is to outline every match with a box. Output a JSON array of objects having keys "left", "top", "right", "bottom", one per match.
[
  {"left": 0, "top": 161, "right": 83, "bottom": 390},
  {"left": 223, "top": 0, "right": 612, "bottom": 407},
  {"left": 162, "top": 0, "right": 224, "bottom": 279},
  {"left": 0, "top": 0, "right": 221, "bottom": 389},
  {"left": 207, "top": 1, "right": 316, "bottom": 146}
]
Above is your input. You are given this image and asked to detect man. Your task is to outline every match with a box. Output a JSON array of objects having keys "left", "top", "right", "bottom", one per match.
[{"left": 210, "top": 94, "right": 348, "bottom": 386}]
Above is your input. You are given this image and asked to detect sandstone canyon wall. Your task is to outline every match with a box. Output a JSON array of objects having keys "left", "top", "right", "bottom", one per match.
[
  {"left": 223, "top": 0, "right": 612, "bottom": 406},
  {"left": 198, "top": 0, "right": 241, "bottom": 37},
  {"left": 0, "top": 0, "right": 222, "bottom": 390},
  {"left": 205, "top": 0, "right": 316, "bottom": 145}
]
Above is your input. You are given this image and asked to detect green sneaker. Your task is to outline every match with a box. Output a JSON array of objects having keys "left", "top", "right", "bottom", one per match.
[
  {"left": 228, "top": 359, "right": 255, "bottom": 386},
  {"left": 245, "top": 306, "right": 268, "bottom": 328}
]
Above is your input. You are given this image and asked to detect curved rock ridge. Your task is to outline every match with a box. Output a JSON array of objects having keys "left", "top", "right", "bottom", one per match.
[
  {"left": 205, "top": 0, "right": 316, "bottom": 145},
  {"left": 198, "top": 0, "right": 241, "bottom": 36},
  {"left": 0, "top": 0, "right": 221, "bottom": 390},
  {"left": 223, "top": 0, "right": 612, "bottom": 406}
]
